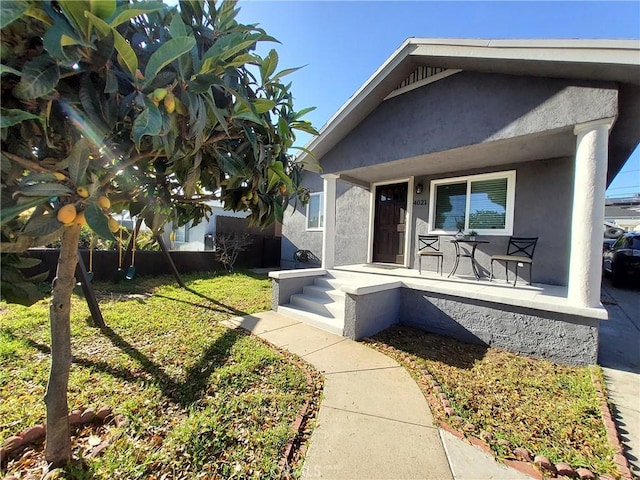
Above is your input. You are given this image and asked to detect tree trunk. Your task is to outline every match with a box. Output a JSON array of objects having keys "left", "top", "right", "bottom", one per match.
[{"left": 44, "top": 224, "right": 81, "bottom": 466}]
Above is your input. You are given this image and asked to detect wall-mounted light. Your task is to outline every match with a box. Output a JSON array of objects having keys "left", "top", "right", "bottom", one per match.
[{"left": 415, "top": 183, "right": 423, "bottom": 195}]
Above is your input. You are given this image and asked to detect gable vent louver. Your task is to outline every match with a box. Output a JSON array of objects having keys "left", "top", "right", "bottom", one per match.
[{"left": 394, "top": 66, "right": 448, "bottom": 91}]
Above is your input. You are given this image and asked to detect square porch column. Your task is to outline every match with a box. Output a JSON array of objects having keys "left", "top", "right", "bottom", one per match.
[
  {"left": 568, "top": 118, "right": 614, "bottom": 308},
  {"left": 321, "top": 174, "right": 338, "bottom": 269}
]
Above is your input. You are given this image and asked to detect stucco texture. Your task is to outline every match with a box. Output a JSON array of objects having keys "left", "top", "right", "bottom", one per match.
[
  {"left": 320, "top": 72, "right": 617, "bottom": 175},
  {"left": 399, "top": 289, "right": 599, "bottom": 365}
]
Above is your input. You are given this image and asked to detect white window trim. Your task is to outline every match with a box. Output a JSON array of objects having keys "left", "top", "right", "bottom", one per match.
[
  {"left": 428, "top": 170, "right": 516, "bottom": 236},
  {"left": 306, "top": 192, "right": 324, "bottom": 231}
]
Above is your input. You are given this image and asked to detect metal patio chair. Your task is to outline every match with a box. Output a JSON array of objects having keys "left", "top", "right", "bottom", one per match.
[
  {"left": 417, "top": 235, "right": 444, "bottom": 275},
  {"left": 489, "top": 236, "right": 538, "bottom": 286}
]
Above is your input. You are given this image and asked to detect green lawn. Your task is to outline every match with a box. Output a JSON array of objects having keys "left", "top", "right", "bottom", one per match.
[{"left": 1, "top": 272, "right": 316, "bottom": 479}]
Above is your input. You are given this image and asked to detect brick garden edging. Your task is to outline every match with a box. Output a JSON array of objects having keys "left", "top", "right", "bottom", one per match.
[
  {"left": 365, "top": 339, "right": 628, "bottom": 480},
  {"left": 0, "top": 405, "right": 116, "bottom": 470},
  {"left": 224, "top": 331, "right": 324, "bottom": 479},
  {"left": 589, "top": 367, "right": 633, "bottom": 480}
]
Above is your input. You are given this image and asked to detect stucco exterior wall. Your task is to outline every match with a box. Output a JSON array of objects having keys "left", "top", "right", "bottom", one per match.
[
  {"left": 281, "top": 174, "right": 371, "bottom": 269},
  {"left": 335, "top": 183, "right": 370, "bottom": 266},
  {"left": 320, "top": 72, "right": 617, "bottom": 174},
  {"left": 284, "top": 156, "right": 574, "bottom": 285},
  {"left": 399, "top": 289, "right": 599, "bottom": 365},
  {"left": 412, "top": 157, "right": 574, "bottom": 285},
  {"left": 281, "top": 173, "right": 324, "bottom": 269}
]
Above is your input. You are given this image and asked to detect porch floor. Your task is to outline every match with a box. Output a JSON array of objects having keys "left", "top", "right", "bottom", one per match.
[{"left": 332, "top": 264, "right": 608, "bottom": 320}]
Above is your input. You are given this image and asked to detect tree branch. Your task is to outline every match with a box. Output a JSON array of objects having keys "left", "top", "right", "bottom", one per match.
[{"left": 2, "top": 152, "right": 50, "bottom": 173}]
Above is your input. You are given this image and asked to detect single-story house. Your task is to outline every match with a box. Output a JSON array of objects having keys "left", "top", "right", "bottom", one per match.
[
  {"left": 271, "top": 38, "right": 640, "bottom": 365},
  {"left": 161, "top": 200, "right": 252, "bottom": 251},
  {"left": 605, "top": 196, "right": 640, "bottom": 231}
]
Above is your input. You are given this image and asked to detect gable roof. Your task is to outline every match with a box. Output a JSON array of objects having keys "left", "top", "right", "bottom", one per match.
[{"left": 298, "top": 38, "right": 640, "bottom": 181}]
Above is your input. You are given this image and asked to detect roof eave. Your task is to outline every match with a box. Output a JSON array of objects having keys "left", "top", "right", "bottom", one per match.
[{"left": 297, "top": 38, "right": 640, "bottom": 169}]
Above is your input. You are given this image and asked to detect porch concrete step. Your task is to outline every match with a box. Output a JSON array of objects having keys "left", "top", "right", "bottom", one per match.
[
  {"left": 277, "top": 304, "right": 344, "bottom": 336},
  {"left": 314, "top": 277, "right": 347, "bottom": 290},
  {"left": 290, "top": 293, "right": 344, "bottom": 318},
  {"left": 302, "top": 285, "right": 345, "bottom": 302}
]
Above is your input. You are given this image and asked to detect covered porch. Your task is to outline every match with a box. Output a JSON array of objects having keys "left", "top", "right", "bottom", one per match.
[
  {"left": 319, "top": 114, "right": 613, "bottom": 311},
  {"left": 270, "top": 265, "right": 605, "bottom": 365}
]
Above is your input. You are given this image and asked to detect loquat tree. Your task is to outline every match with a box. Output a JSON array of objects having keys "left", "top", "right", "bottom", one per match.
[{"left": 0, "top": 0, "right": 316, "bottom": 466}]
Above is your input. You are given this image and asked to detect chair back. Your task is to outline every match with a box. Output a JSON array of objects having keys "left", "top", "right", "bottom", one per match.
[
  {"left": 418, "top": 235, "right": 440, "bottom": 253},
  {"left": 506, "top": 237, "right": 538, "bottom": 259}
]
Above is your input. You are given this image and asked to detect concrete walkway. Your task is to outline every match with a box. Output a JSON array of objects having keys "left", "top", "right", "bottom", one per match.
[
  {"left": 599, "top": 278, "right": 640, "bottom": 478},
  {"left": 224, "top": 310, "right": 534, "bottom": 479}
]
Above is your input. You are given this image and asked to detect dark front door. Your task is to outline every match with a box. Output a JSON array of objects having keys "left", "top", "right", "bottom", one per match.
[{"left": 372, "top": 182, "right": 408, "bottom": 264}]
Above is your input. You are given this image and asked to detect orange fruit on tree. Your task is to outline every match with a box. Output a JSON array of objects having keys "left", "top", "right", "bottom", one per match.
[
  {"left": 74, "top": 211, "right": 87, "bottom": 226},
  {"left": 97, "top": 196, "right": 111, "bottom": 209},
  {"left": 108, "top": 217, "right": 120, "bottom": 233},
  {"left": 57, "top": 204, "right": 77, "bottom": 224},
  {"left": 76, "top": 186, "right": 90, "bottom": 198}
]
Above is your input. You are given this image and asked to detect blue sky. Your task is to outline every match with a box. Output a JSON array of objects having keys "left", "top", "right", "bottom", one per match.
[{"left": 235, "top": 1, "right": 640, "bottom": 198}]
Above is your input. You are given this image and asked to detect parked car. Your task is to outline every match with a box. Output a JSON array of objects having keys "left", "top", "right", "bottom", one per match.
[{"left": 603, "top": 231, "right": 640, "bottom": 287}]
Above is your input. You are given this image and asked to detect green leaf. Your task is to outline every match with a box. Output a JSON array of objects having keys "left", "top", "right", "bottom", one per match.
[
  {"left": 143, "top": 36, "right": 196, "bottom": 89},
  {"left": 169, "top": 11, "right": 187, "bottom": 38},
  {"left": 67, "top": 138, "right": 91, "bottom": 185},
  {"left": 85, "top": 12, "right": 138, "bottom": 78},
  {"left": 18, "top": 183, "right": 73, "bottom": 197},
  {"left": 0, "top": 196, "right": 50, "bottom": 226},
  {"left": 128, "top": 201, "right": 145, "bottom": 217},
  {"left": 233, "top": 111, "right": 264, "bottom": 125},
  {"left": 0, "top": 1, "right": 27, "bottom": 29},
  {"left": 24, "top": 4, "right": 53, "bottom": 26},
  {"left": 267, "top": 169, "right": 279, "bottom": 192},
  {"left": 21, "top": 172, "right": 58, "bottom": 184},
  {"left": 4, "top": 256, "right": 41, "bottom": 269},
  {"left": 260, "top": 49, "right": 278, "bottom": 83},
  {"left": 201, "top": 33, "right": 258, "bottom": 67},
  {"left": 85, "top": 202, "right": 115, "bottom": 241},
  {"left": 272, "top": 161, "right": 292, "bottom": 188},
  {"left": 0, "top": 278, "right": 45, "bottom": 307},
  {"left": 22, "top": 212, "right": 64, "bottom": 237},
  {"left": 132, "top": 103, "right": 163, "bottom": 149},
  {"left": 253, "top": 99, "right": 276, "bottom": 114},
  {"left": 26, "top": 271, "right": 50, "bottom": 283},
  {"left": 277, "top": 115, "right": 290, "bottom": 140},
  {"left": 58, "top": 0, "right": 90, "bottom": 36},
  {"left": 0, "top": 64, "right": 21, "bottom": 76},
  {"left": 293, "top": 106, "right": 316, "bottom": 120},
  {"left": 272, "top": 66, "right": 302, "bottom": 83},
  {"left": 89, "top": 0, "right": 116, "bottom": 20},
  {"left": 42, "top": 22, "right": 88, "bottom": 65},
  {"left": 291, "top": 120, "right": 318, "bottom": 135},
  {"left": 0, "top": 109, "right": 40, "bottom": 128},
  {"left": 43, "top": 23, "right": 74, "bottom": 63},
  {"left": 13, "top": 56, "right": 60, "bottom": 100},
  {"left": 106, "top": 2, "right": 166, "bottom": 27}
]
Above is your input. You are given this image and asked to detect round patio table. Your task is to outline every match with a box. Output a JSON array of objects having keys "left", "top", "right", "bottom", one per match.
[{"left": 448, "top": 239, "right": 490, "bottom": 280}]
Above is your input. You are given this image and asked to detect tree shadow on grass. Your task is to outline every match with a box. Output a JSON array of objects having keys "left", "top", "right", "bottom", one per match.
[
  {"left": 372, "top": 324, "right": 487, "bottom": 370},
  {"left": 152, "top": 290, "right": 244, "bottom": 316},
  {"left": 2, "top": 324, "right": 247, "bottom": 409},
  {"left": 98, "top": 325, "right": 245, "bottom": 407}
]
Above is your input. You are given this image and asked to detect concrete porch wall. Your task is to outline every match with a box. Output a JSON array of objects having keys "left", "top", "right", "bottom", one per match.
[
  {"left": 398, "top": 289, "right": 599, "bottom": 365},
  {"left": 272, "top": 268, "right": 605, "bottom": 365}
]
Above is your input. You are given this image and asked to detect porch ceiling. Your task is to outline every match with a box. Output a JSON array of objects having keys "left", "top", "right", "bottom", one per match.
[{"left": 336, "top": 128, "right": 575, "bottom": 184}]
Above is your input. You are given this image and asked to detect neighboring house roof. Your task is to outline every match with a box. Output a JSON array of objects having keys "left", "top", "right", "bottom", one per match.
[
  {"left": 298, "top": 38, "right": 640, "bottom": 184},
  {"left": 605, "top": 196, "right": 640, "bottom": 230}
]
